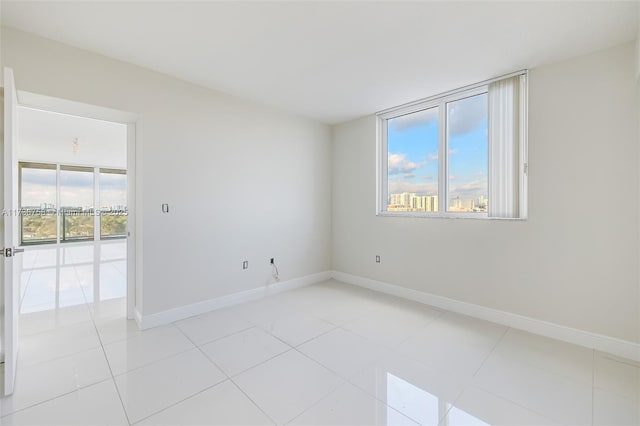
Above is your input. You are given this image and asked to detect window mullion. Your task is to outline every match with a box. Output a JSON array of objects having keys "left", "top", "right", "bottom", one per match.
[{"left": 438, "top": 102, "right": 447, "bottom": 214}]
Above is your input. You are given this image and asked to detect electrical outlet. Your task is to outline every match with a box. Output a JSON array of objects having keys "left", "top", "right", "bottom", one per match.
[
  {"left": 242, "top": 260, "right": 248, "bottom": 270},
  {"left": 270, "top": 258, "right": 274, "bottom": 264},
  {"left": 375, "top": 255, "right": 381, "bottom": 263}
]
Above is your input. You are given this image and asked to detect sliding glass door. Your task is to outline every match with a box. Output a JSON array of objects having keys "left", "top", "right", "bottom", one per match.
[
  {"left": 19, "top": 163, "right": 57, "bottom": 244},
  {"left": 19, "top": 162, "right": 127, "bottom": 245},
  {"left": 60, "top": 166, "right": 95, "bottom": 241},
  {"left": 99, "top": 169, "right": 127, "bottom": 239}
]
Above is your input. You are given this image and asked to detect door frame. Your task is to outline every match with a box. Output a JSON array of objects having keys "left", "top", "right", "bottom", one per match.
[{"left": 16, "top": 91, "right": 139, "bottom": 319}]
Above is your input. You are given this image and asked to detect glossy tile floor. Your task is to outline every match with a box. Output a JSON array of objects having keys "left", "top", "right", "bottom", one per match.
[{"left": 1, "top": 243, "right": 638, "bottom": 425}]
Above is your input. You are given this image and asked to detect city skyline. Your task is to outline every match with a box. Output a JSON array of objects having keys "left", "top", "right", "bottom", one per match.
[
  {"left": 387, "top": 192, "right": 487, "bottom": 213},
  {"left": 21, "top": 166, "right": 127, "bottom": 209}
]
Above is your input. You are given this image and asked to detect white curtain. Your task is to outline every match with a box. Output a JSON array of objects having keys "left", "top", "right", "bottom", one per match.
[{"left": 488, "top": 74, "right": 526, "bottom": 218}]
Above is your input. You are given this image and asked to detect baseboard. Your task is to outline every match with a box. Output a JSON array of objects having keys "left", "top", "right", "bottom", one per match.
[
  {"left": 134, "top": 307, "right": 143, "bottom": 329},
  {"left": 136, "top": 271, "right": 332, "bottom": 330},
  {"left": 331, "top": 270, "right": 640, "bottom": 362}
]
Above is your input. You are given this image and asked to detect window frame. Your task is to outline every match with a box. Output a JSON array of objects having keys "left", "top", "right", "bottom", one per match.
[
  {"left": 18, "top": 161, "right": 128, "bottom": 245},
  {"left": 377, "top": 85, "right": 489, "bottom": 219}
]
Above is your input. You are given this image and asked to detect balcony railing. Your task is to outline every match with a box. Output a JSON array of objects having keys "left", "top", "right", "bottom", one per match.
[{"left": 20, "top": 208, "right": 127, "bottom": 245}]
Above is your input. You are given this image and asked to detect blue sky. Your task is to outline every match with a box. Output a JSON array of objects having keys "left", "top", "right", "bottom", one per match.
[{"left": 387, "top": 93, "right": 488, "bottom": 200}]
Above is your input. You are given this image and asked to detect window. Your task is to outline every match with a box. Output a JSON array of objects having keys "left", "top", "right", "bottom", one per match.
[
  {"left": 19, "top": 163, "right": 57, "bottom": 244},
  {"left": 99, "top": 169, "right": 127, "bottom": 239},
  {"left": 378, "top": 73, "right": 527, "bottom": 219},
  {"left": 19, "top": 162, "right": 128, "bottom": 245},
  {"left": 60, "top": 166, "right": 95, "bottom": 241}
]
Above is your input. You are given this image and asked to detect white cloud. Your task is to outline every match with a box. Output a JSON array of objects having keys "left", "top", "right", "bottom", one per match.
[
  {"left": 388, "top": 153, "right": 425, "bottom": 175},
  {"left": 388, "top": 180, "right": 437, "bottom": 196},
  {"left": 389, "top": 107, "right": 438, "bottom": 132},
  {"left": 448, "top": 93, "right": 487, "bottom": 136}
]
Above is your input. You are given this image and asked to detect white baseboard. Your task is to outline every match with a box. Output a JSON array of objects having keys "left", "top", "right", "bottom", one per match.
[
  {"left": 331, "top": 270, "right": 640, "bottom": 362},
  {"left": 135, "top": 271, "right": 332, "bottom": 330}
]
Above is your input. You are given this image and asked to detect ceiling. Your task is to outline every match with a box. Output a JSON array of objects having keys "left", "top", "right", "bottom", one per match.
[{"left": 1, "top": 1, "right": 638, "bottom": 124}]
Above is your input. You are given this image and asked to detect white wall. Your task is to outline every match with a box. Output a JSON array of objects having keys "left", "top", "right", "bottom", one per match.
[
  {"left": 18, "top": 107, "right": 127, "bottom": 168},
  {"left": 332, "top": 42, "right": 639, "bottom": 344},
  {"left": 1, "top": 27, "right": 332, "bottom": 317},
  {"left": 636, "top": 4, "right": 640, "bottom": 82}
]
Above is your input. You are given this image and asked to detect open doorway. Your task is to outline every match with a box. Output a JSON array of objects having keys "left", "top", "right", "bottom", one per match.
[{"left": 16, "top": 105, "right": 133, "bottom": 329}]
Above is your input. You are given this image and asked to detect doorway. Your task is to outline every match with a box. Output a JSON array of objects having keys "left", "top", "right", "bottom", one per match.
[{"left": 15, "top": 98, "right": 136, "bottom": 321}]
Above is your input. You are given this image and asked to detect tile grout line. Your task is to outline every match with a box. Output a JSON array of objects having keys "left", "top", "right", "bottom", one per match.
[
  {"left": 467, "top": 327, "right": 572, "bottom": 424},
  {"left": 171, "top": 325, "right": 279, "bottom": 425},
  {"left": 287, "top": 326, "right": 429, "bottom": 426},
  {"left": 228, "top": 377, "right": 279, "bottom": 425},
  {"left": 0, "top": 377, "right": 115, "bottom": 420},
  {"left": 106, "top": 339, "right": 196, "bottom": 378},
  {"left": 89, "top": 302, "right": 134, "bottom": 426},
  {"left": 128, "top": 379, "right": 230, "bottom": 425},
  {"left": 438, "top": 326, "right": 511, "bottom": 423},
  {"left": 123, "top": 325, "right": 231, "bottom": 425}
]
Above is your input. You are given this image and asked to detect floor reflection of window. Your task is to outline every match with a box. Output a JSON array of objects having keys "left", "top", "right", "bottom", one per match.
[
  {"left": 386, "top": 373, "right": 439, "bottom": 425},
  {"left": 20, "top": 242, "right": 127, "bottom": 314},
  {"left": 445, "top": 405, "right": 490, "bottom": 425},
  {"left": 386, "top": 373, "right": 489, "bottom": 426}
]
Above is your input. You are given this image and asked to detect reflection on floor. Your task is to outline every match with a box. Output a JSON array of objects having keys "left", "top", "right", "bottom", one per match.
[
  {"left": 1, "top": 268, "right": 638, "bottom": 425},
  {"left": 21, "top": 241, "right": 126, "bottom": 312}
]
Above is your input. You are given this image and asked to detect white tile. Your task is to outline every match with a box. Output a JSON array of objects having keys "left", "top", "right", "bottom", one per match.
[
  {"left": 473, "top": 351, "right": 592, "bottom": 425},
  {"left": 88, "top": 297, "right": 127, "bottom": 322},
  {"left": 289, "top": 382, "right": 419, "bottom": 426},
  {"left": 95, "top": 317, "right": 142, "bottom": 345},
  {"left": 19, "top": 269, "right": 33, "bottom": 304},
  {"left": 104, "top": 325, "right": 194, "bottom": 375},
  {"left": 492, "top": 329, "right": 593, "bottom": 385},
  {"left": 28, "top": 247, "right": 58, "bottom": 268},
  {"left": 98, "top": 263, "right": 127, "bottom": 300},
  {"left": 594, "top": 352, "right": 640, "bottom": 401},
  {"left": 234, "top": 349, "right": 343, "bottom": 424},
  {"left": 444, "top": 386, "right": 559, "bottom": 426},
  {"left": 343, "top": 302, "right": 441, "bottom": 348},
  {"left": 138, "top": 380, "right": 274, "bottom": 425},
  {"left": 350, "top": 352, "right": 468, "bottom": 423},
  {"left": 0, "top": 348, "right": 111, "bottom": 416},
  {"left": 201, "top": 327, "right": 290, "bottom": 376},
  {"left": 62, "top": 244, "right": 94, "bottom": 264},
  {"left": 114, "top": 348, "right": 226, "bottom": 423},
  {"left": 19, "top": 304, "right": 94, "bottom": 337},
  {"left": 593, "top": 388, "right": 640, "bottom": 426},
  {"left": 19, "top": 269, "right": 59, "bottom": 313},
  {"left": 100, "top": 241, "right": 126, "bottom": 261},
  {"left": 259, "top": 313, "right": 335, "bottom": 347},
  {"left": 311, "top": 291, "right": 391, "bottom": 327},
  {"left": 0, "top": 380, "right": 128, "bottom": 425},
  {"left": 21, "top": 250, "right": 40, "bottom": 269},
  {"left": 298, "top": 328, "right": 391, "bottom": 379},
  {"left": 222, "top": 298, "right": 297, "bottom": 326},
  {"left": 19, "top": 321, "right": 102, "bottom": 367},
  {"left": 398, "top": 312, "right": 506, "bottom": 378},
  {"left": 175, "top": 307, "right": 254, "bottom": 346}
]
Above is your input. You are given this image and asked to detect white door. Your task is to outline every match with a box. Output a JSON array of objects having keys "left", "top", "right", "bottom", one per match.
[{"left": 3, "top": 67, "right": 22, "bottom": 396}]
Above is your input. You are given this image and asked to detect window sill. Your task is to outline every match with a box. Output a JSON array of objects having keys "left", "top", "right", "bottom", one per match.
[{"left": 376, "top": 211, "right": 526, "bottom": 220}]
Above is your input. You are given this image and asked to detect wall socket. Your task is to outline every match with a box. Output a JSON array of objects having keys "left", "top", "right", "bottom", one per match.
[
  {"left": 242, "top": 260, "right": 248, "bottom": 270},
  {"left": 375, "top": 255, "right": 381, "bottom": 263},
  {"left": 270, "top": 258, "right": 275, "bottom": 264}
]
